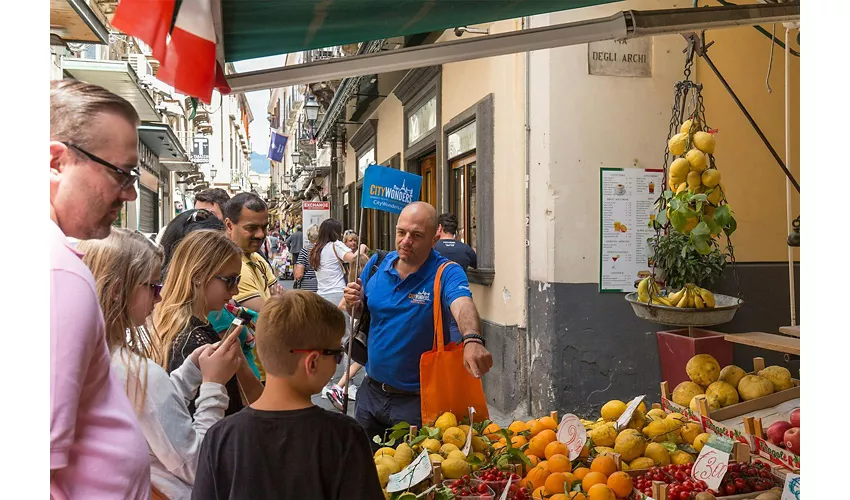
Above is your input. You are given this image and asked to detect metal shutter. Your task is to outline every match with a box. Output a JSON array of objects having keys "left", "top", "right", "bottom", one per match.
[{"left": 139, "top": 186, "right": 158, "bottom": 234}]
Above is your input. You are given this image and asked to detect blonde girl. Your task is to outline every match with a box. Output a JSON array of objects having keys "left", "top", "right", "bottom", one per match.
[
  {"left": 80, "top": 228, "right": 243, "bottom": 500},
  {"left": 154, "top": 229, "right": 265, "bottom": 417}
]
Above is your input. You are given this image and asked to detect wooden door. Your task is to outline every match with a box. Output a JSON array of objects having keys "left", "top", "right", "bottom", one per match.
[{"left": 420, "top": 154, "right": 437, "bottom": 208}]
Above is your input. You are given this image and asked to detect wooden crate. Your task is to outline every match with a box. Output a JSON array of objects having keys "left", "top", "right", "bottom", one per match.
[
  {"left": 742, "top": 416, "right": 800, "bottom": 472},
  {"left": 661, "top": 357, "right": 800, "bottom": 423}
]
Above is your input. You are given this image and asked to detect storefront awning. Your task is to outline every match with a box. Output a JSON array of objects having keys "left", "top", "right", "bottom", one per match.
[
  {"left": 61, "top": 59, "right": 161, "bottom": 122},
  {"left": 50, "top": 0, "right": 109, "bottom": 44},
  {"left": 138, "top": 123, "right": 193, "bottom": 172}
]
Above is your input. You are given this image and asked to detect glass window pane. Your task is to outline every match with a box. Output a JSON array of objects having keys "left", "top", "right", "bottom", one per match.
[
  {"left": 358, "top": 147, "right": 375, "bottom": 177},
  {"left": 454, "top": 166, "right": 465, "bottom": 243},
  {"left": 408, "top": 96, "right": 437, "bottom": 145},
  {"left": 468, "top": 162, "right": 477, "bottom": 252},
  {"left": 448, "top": 121, "right": 477, "bottom": 159}
]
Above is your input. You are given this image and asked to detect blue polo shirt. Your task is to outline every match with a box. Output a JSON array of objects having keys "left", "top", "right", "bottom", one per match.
[{"left": 361, "top": 249, "right": 472, "bottom": 392}]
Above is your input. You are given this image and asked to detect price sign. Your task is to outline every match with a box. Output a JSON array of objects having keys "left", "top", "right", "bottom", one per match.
[
  {"left": 499, "top": 476, "right": 513, "bottom": 500},
  {"left": 556, "top": 414, "right": 588, "bottom": 460},
  {"left": 462, "top": 406, "right": 476, "bottom": 456},
  {"left": 690, "top": 435, "right": 734, "bottom": 491},
  {"left": 387, "top": 450, "right": 432, "bottom": 493},
  {"left": 782, "top": 473, "right": 800, "bottom": 500},
  {"left": 616, "top": 395, "right": 646, "bottom": 430}
]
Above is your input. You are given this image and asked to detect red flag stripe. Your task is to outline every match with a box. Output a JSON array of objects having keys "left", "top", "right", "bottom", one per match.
[
  {"left": 156, "top": 28, "right": 217, "bottom": 103},
  {"left": 111, "top": 0, "right": 175, "bottom": 63}
]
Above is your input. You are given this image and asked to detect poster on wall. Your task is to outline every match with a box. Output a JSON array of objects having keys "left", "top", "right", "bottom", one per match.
[
  {"left": 599, "top": 167, "right": 664, "bottom": 293},
  {"left": 302, "top": 201, "right": 331, "bottom": 247}
]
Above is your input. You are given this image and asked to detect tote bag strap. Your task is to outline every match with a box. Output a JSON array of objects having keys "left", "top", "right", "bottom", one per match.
[{"left": 431, "top": 262, "right": 452, "bottom": 352}]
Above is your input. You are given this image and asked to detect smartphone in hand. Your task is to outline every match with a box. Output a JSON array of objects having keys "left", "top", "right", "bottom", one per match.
[{"left": 220, "top": 317, "right": 244, "bottom": 343}]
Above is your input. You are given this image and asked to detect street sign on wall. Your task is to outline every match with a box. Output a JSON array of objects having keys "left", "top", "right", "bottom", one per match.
[
  {"left": 588, "top": 37, "right": 653, "bottom": 77},
  {"left": 192, "top": 137, "right": 210, "bottom": 163}
]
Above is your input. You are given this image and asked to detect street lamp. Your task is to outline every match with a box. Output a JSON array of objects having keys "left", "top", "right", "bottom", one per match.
[
  {"left": 291, "top": 149, "right": 301, "bottom": 165},
  {"left": 210, "top": 168, "right": 217, "bottom": 179},
  {"left": 304, "top": 97, "right": 320, "bottom": 124}
]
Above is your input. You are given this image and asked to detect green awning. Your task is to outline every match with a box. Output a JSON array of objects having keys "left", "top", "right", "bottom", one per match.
[{"left": 222, "top": 0, "right": 620, "bottom": 62}]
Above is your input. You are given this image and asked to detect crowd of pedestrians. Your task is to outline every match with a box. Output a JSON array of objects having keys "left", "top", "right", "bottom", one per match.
[{"left": 50, "top": 80, "right": 492, "bottom": 499}]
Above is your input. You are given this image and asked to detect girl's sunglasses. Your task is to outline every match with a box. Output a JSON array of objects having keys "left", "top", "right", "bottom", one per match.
[
  {"left": 141, "top": 282, "right": 163, "bottom": 298},
  {"left": 289, "top": 347, "right": 345, "bottom": 364},
  {"left": 214, "top": 274, "right": 241, "bottom": 290}
]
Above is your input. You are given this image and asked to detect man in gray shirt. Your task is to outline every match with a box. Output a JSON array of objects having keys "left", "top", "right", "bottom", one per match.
[{"left": 285, "top": 224, "right": 304, "bottom": 261}]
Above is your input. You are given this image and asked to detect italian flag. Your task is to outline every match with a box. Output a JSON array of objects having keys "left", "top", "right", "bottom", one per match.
[{"left": 112, "top": 0, "right": 230, "bottom": 104}]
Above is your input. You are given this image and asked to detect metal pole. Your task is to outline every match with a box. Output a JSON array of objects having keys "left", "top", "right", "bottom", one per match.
[
  {"left": 699, "top": 52, "right": 800, "bottom": 193},
  {"left": 341, "top": 206, "right": 367, "bottom": 414},
  {"left": 784, "top": 26, "right": 797, "bottom": 327}
]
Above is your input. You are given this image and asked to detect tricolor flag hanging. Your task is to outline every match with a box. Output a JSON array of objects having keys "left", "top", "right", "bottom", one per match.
[{"left": 112, "top": 0, "right": 230, "bottom": 104}]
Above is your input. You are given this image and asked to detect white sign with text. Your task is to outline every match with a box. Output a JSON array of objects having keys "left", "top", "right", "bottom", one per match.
[{"left": 556, "top": 414, "right": 588, "bottom": 460}]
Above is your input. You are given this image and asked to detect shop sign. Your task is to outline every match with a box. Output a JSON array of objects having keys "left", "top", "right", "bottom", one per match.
[
  {"left": 588, "top": 37, "right": 653, "bottom": 77},
  {"left": 192, "top": 136, "right": 210, "bottom": 163}
]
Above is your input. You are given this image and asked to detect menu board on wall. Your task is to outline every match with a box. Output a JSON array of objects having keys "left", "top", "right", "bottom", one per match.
[{"left": 599, "top": 167, "right": 665, "bottom": 293}]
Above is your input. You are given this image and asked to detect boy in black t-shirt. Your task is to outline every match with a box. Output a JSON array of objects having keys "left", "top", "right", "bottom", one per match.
[{"left": 192, "top": 291, "right": 384, "bottom": 500}]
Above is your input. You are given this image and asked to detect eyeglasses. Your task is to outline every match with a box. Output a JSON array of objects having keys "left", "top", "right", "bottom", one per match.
[
  {"left": 289, "top": 347, "right": 345, "bottom": 364},
  {"left": 214, "top": 274, "right": 241, "bottom": 290},
  {"left": 62, "top": 142, "right": 140, "bottom": 190},
  {"left": 187, "top": 209, "right": 215, "bottom": 224},
  {"left": 141, "top": 282, "right": 163, "bottom": 298}
]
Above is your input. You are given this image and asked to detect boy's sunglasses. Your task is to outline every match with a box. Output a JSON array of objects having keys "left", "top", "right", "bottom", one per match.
[
  {"left": 141, "top": 282, "right": 163, "bottom": 298},
  {"left": 214, "top": 274, "right": 241, "bottom": 289},
  {"left": 290, "top": 347, "right": 345, "bottom": 364}
]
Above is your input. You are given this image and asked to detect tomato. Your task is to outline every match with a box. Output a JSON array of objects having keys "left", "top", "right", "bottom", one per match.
[
  {"left": 725, "top": 484, "right": 737, "bottom": 495},
  {"left": 679, "top": 491, "right": 692, "bottom": 500},
  {"left": 479, "top": 483, "right": 489, "bottom": 493},
  {"left": 760, "top": 470, "right": 772, "bottom": 479},
  {"left": 682, "top": 481, "right": 694, "bottom": 491},
  {"left": 674, "top": 471, "right": 687, "bottom": 482},
  {"left": 728, "top": 464, "right": 741, "bottom": 473}
]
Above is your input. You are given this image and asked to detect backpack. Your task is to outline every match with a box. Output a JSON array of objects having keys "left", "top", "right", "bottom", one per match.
[{"left": 347, "top": 250, "right": 388, "bottom": 365}]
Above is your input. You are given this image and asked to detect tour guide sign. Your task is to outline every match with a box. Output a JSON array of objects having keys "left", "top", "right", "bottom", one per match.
[{"left": 361, "top": 164, "right": 422, "bottom": 214}]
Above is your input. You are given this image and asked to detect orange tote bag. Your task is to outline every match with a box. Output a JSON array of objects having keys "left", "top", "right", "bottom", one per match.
[{"left": 420, "top": 262, "right": 489, "bottom": 425}]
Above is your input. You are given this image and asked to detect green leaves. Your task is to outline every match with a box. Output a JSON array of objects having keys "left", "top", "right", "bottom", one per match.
[
  {"left": 649, "top": 232, "right": 727, "bottom": 290},
  {"left": 678, "top": 443, "right": 699, "bottom": 454},
  {"left": 660, "top": 441, "right": 678, "bottom": 453}
]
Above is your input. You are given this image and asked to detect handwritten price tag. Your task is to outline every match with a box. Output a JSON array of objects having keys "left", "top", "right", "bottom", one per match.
[
  {"left": 387, "top": 450, "right": 432, "bottom": 493},
  {"left": 782, "top": 473, "right": 800, "bottom": 500},
  {"left": 462, "top": 406, "right": 476, "bottom": 456},
  {"left": 616, "top": 395, "right": 646, "bottom": 430},
  {"left": 690, "top": 435, "right": 734, "bottom": 491},
  {"left": 556, "top": 414, "right": 588, "bottom": 460}
]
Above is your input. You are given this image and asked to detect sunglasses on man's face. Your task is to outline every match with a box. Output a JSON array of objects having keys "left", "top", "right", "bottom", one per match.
[
  {"left": 289, "top": 347, "right": 345, "bottom": 364},
  {"left": 62, "top": 142, "right": 140, "bottom": 190},
  {"left": 141, "top": 282, "right": 163, "bottom": 298}
]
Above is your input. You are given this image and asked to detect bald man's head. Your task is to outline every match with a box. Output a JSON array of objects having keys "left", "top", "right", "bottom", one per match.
[{"left": 395, "top": 202, "right": 440, "bottom": 266}]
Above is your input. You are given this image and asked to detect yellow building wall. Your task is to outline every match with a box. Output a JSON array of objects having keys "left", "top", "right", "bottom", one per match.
[
  {"left": 376, "top": 95, "right": 404, "bottom": 164},
  {"left": 695, "top": 24, "right": 800, "bottom": 262}
]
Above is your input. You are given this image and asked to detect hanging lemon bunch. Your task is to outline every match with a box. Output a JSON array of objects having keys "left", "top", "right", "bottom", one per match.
[{"left": 656, "top": 117, "right": 736, "bottom": 255}]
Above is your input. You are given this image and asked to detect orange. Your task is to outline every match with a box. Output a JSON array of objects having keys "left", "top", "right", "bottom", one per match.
[
  {"left": 525, "top": 466, "right": 551, "bottom": 490},
  {"left": 511, "top": 435, "right": 528, "bottom": 447},
  {"left": 537, "top": 460, "right": 549, "bottom": 471},
  {"left": 581, "top": 471, "right": 608, "bottom": 492},
  {"left": 493, "top": 441, "right": 506, "bottom": 451},
  {"left": 544, "top": 472, "right": 572, "bottom": 495},
  {"left": 532, "top": 486, "right": 547, "bottom": 500},
  {"left": 521, "top": 454, "right": 541, "bottom": 475},
  {"left": 545, "top": 441, "right": 569, "bottom": 460},
  {"left": 537, "top": 429, "right": 558, "bottom": 444},
  {"left": 590, "top": 455, "right": 618, "bottom": 477},
  {"left": 527, "top": 436, "right": 549, "bottom": 458},
  {"left": 550, "top": 495, "right": 570, "bottom": 500},
  {"left": 568, "top": 493, "right": 588, "bottom": 500},
  {"left": 539, "top": 416, "right": 559, "bottom": 430},
  {"left": 606, "top": 471, "right": 633, "bottom": 497},
  {"left": 587, "top": 483, "right": 615, "bottom": 500},
  {"left": 509, "top": 420, "right": 530, "bottom": 435},
  {"left": 529, "top": 420, "right": 546, "bottom": 437},
  {"left": 580, "top": 443, "right": 591, "bottom": 459},
  {"left": 483, "top": 423, "right": 502, "bottom": 441},
  {"left": 573, "top": 467, "right": 591, "bottom": 480},
  {"left": 547, "top": 454, "right": 572, "bottom": 473}
]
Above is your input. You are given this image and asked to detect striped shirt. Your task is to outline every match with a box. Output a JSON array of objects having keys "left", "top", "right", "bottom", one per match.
[{"left": 296, "top": 245, "right": 319, "bottom": 292}]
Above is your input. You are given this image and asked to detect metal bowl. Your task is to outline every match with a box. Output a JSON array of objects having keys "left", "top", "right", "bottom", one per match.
[{"left": 625, "top": 292, "right": 744, "bottom": 327}]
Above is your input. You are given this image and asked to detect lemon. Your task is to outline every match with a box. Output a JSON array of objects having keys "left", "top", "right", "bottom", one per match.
[
  {"left": 672, "top": 381, "right": 705, "bottom": 407},
  {"left": 758, "top": 366, "right": 794, "bottom": 391},
  {"left": 701, "top": 169, "right": 721, "bottom": 189},
  {"left": 706, "top": 381, "right": 740, "bottom": 407},
  {"left": 429, "top": 453, "right": 444, "bottom": 464},
  {"left": 686, "top": 354, "right": 721, "bottom": 387},
  {"left": 642, "top": 420, "right": 670, "bottom": 442},
  {"left": 683, "top": 215, "right": 699, "bottom": 233},
  {"left": 643, "top": 442, "right": 671, "bottom": 466},
  {"left": 719, "top": 365, "right": 747, "bottom": 389},
  {"left": 738, "top": 375, "right": 775, "bottom": 400},
  {"left": 590, "top": 422, "right": 618, "bottom": 447},
  {"left": 706, "top": 185, "right": 724, "bottom": 206},
  {"left": 374, "top": 447, "right": 396, "bottom": 460},
  {"left": 630, "top": 457, "right": 656, "bottom": 470},
  {"left": 601, "top": 400, "right": 627, "bottom": 421},
  {"left": 442, "top": 427, "right": 467, "bottom": 449},
  {"left": 693, "top": 433, "right": 711, "bottom": 452},
  {"left": 680, "top": 119, "right": 700, "bottom": 135},
  {"left": 671, "top": 450, "right": 696, "bottom": 465},
  {"left": 670, "top": 158, "right": 691, "bottom": 181},
  {"left": 627, "top": 409, "right": 647, "bottom": 430},
  {"left": 693, "top": 131, "right": 716, "bottom": 154},
  {"left": 458, "top": 424, "right": 474, "bottom": 436},
  {"left": 638, "top": 402, "right": 647, "bottom": 413},
  {"left": 647, "top": 408, "right": 667, "bottom": 421},
  {"left": 440, "top": 443, "right": 460, "bottom": 457},
  {"left": 441, "top": 457, "right": 471, "bottom": 479},
  {"left": 447, "top": 450, "right": 467, "bottom": 461},
  {"left": 676, "top": 182, "right": 688, "bottom": 195},
  {"left": 422, "top": 438, "right": 441, "bottom": 454},
  {"left": 376, "top": 464, "right": 391, "bottom": 487},
  {"left": 669, "top": 133, "right": 688, "bottom": 156},
  {"left": 614, "top": 429, "right": 648, "bottom": 462},
  {"left": 435, "top": 412, "right": 458, "bottom": 432},
  {"left": 471, "top": 435, "right": 489, "bottom": 454},
  {"left": 595, "top": 446, "right": 617, "bottom": 456},
  {"left": 686, "top": 149, "right": 707, "bottom": 173},
  {"left": 681, "top": 422, "right": 704, "bottom": 445},
  {"left": 375, "top": 455, "right": 401, "bottom": 474},
  {"left": 686, "top": 171, "right": 702, "bottom": 192},
  {"left": 394, "top": 443, "right": 415, "bottom": 468},
  {"left": 689, "top": 394, "right": 720, "bottom": 415}
]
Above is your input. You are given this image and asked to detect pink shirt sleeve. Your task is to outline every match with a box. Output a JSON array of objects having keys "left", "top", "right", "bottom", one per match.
[{"left": 50, "top": 269, "right": 102, "bottom": 469}]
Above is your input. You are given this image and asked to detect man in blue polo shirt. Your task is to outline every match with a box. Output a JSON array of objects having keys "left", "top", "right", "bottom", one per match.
[{"left": 343, "top": 202, "right": 493, "bottom": 443}]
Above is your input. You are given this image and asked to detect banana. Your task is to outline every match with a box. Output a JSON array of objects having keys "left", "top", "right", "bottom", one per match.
[
  {"left": 699, "top": 288, "right": 716, "bottom": 308},
  {"left": 676, "top": 289, "right": 690, "bottom": 308},
  {"left": 686, "top": 289, "right": 696, "bottom": 308},
  {"left": 667, "top": 289, "right": 683, "bottom": 305},
  {"left": 654, "top": 295, "right": 674, "bottom": 307},
  {"left": 637, "top": 278, "right": 650, "bottom": 303},
  {"left": 694, "top": 294, "right": 705, "bottom": 309}
]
